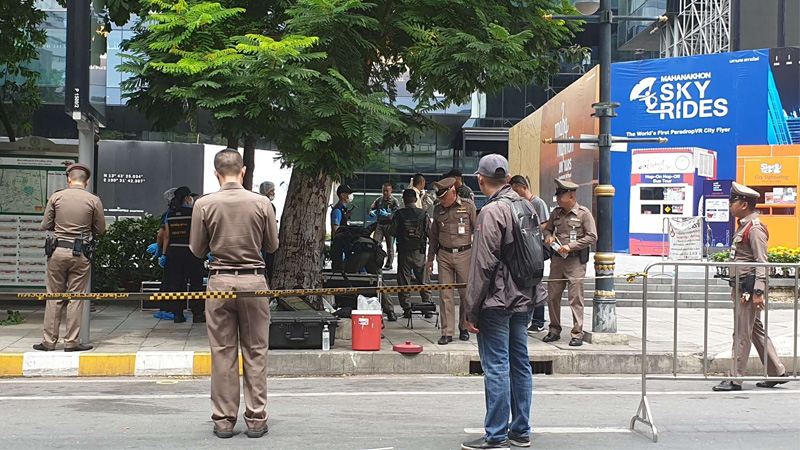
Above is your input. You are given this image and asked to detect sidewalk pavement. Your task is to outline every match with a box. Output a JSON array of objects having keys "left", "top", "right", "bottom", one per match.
[{"left": 0, "top": 302, "right": 797, "bottom": 377}]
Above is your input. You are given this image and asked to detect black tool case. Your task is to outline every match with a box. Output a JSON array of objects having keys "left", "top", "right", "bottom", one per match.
[{"left": 269, "top": 311, "right": 339, "bottom": 349}]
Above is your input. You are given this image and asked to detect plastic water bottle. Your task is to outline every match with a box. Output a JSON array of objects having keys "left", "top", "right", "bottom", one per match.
[{"left": 322, "top": 325, "right": 330, "bottom": 351}]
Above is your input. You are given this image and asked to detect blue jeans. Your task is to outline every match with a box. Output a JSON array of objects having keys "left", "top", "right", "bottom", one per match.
[
  {"left": 531, "top": 305, "right": 545, "bottom": 328},
  {"left": 476, "top": 308, "right": 534, "bottom": 442}
]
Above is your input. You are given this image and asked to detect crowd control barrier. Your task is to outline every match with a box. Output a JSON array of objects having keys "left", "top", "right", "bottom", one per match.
[{"left": 630, "top": 261, "right": 800, "bottom": 443}]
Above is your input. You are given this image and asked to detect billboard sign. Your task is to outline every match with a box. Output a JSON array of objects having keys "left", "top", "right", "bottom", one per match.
[
  {"left": 539, "top": 66, "right": 599, "bottom": 211},
  {"left": 97, "top": 141, "right": 204, "bottom": 220},
  {"left": 610, "top": 48, "right": 799, "bottom": 252}
]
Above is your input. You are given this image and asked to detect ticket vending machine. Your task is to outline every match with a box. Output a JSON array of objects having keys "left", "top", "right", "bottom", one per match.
[{"left": 629, "top": 147, "right": 718, "bottom": 255}]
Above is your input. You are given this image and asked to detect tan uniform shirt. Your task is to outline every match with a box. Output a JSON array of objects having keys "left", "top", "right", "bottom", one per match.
[
  {"left": 543, "top": 203, "right": 597, "bottom": 252},
  {"left": 41, "top": 186, "right": 106, "bottom": 239},
  {"left": 428, "top": 197, "right": 477, "bottom": 261},
  {"left": 731, "top": 212, "right": 768, "bottom": 292},
  {"left": 190, "top": 182, "right": 278, "bottom": 270}
]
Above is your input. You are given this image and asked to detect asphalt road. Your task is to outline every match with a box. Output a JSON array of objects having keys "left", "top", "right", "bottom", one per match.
[{"left": 0, "top": 375, "right": 797, "bottom": 449}]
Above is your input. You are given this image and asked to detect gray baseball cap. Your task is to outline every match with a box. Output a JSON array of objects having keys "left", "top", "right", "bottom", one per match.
[{"left": 475, "top": 154, "right": 510, "bottom": 178}]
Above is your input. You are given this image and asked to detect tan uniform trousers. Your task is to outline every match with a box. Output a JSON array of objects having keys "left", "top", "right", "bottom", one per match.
[
  {"left": 42, "top": 247, "right": 91, "bottom": 349},
  {"left": 547, "top": 255, "right": 586, "bottom": 339},
  {"left": 206, "top": 273, "right": 271, "bottom": 432},
  {"left": 437, "top": 249, "right": 470, "bottom": 336},
  {"left": 730, "top": 292, "right": 786, "bottom": 385}
]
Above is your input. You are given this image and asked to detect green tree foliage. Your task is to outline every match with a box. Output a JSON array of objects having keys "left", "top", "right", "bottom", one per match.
[
  {"left": 0, "top": 0, "right": 49, "bottom": 142},
  {"left": 111, "top": 0, "right": 582, "bottom": 301}
]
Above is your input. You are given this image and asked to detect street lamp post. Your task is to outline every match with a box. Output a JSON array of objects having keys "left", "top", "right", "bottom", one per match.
[{"left": 544, "top": 0, "right": 668, "bottom": 335}]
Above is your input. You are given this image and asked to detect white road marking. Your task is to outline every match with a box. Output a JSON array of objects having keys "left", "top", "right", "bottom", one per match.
[
  {"left": 463, "top": 427, "right": 632, "bottom": 434},
  {"left": 0, "top": 389, "right": 796, "bottom": 401},
  {"left": 0, "top": 375, "right": 653, "bottom": 385}
]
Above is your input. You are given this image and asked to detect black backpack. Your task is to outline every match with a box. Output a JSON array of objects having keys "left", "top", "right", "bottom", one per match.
[
  {"left": 492, "top": 196, "right": 546, "bottom": 288},
  {"left": 395, "top": 208, "right": 427, "bottom": 251}
]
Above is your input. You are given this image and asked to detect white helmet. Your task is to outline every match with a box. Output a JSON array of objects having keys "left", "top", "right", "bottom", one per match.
[{"left": 163, "top": 187, "right": 177, "bottom": 205}]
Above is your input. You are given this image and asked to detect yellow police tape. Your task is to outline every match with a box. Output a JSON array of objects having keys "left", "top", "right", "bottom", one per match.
[{"left": 1, "top": 273, "right": 646, "bottom": 302}]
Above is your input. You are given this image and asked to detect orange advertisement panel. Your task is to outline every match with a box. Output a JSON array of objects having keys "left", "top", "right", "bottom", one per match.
[
  {"left": 539, "top": 66, "right": 599, "bottom": 210},
  {"left": 743, "top": 157, "right": 799, "bottom": 186}
]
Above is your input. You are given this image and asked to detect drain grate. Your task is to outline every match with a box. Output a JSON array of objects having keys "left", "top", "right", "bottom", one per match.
[{"left": 469, "top": 360, "right": 553, "bottom": 375}]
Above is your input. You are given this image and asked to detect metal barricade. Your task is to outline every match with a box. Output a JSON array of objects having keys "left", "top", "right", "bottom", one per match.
[{"left": 630, "top": 261, "right": 800, "bottom": 443}]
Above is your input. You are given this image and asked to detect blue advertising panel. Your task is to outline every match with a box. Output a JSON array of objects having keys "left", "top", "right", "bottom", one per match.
[
  {"left": 610, "top": 49, "right": 773, "bottom": 252},
  {"left": 702, "top": 179, "right": 733, "bottom": 248}
]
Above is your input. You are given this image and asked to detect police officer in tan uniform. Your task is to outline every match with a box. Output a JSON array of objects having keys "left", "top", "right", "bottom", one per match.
[
  {"left": 426, "top": 177, "right": 476, "bottom": 345},
  {"left": 713, "top": 182, "right": 789, "bottom": 392},
  {"left": 34, "top": 163, "right": 105, "bottom": 352},
  {"left": 542, "top": 179, "right": 597, "bottom": 347},
  {"left": 190, "top": 149, "right": 278, "bottom": 438}
]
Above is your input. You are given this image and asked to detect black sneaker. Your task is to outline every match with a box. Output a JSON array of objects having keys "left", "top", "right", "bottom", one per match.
[
  {"left": 459, "top": 329, "right": 470, "bottom": 341},
  {"left": 527, "top": 323, "right": 545, "bottom": 333},
  {"left": 438, "top": 336, "right": 453, "bottom": 345},
  {"left": 386, "top": 311, "right": 398, "bottom": 322},
  {"left": 461, "top": 437, "right": 511, "bottom": 450},
  {"left": 507, "top": 431, "right": 530, "bottom": 447},
  {"left": 174, "top": 315, "right": 187, "bottom": 323}
]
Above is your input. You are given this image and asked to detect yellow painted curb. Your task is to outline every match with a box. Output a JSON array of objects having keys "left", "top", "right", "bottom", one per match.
[
  {"left": 79, "top": 353, "right": 137, "bottom": 376},
  {"left": 193, "top": 352, "right": 211, "bottom": 376},
  {"left": 194, "top": 353, "right": 244, "bottom": 375},
  {"left": 0, "top": 353, "right": 24, "bottom": 377}
]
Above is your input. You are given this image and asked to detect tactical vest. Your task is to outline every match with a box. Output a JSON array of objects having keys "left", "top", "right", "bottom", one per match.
[
  {"left": 167, "top": 206, "right": 193, "bottom": 248},
  {"left": 395, "top": 207, "right": 427, "bottom": 252},
  {"left": 333, "top": 202, "right": 351, "bottom": 227}
]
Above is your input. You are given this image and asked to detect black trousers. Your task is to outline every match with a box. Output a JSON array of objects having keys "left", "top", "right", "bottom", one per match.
[{"left": 163, "top": 247, "right": 206, "bottom": 317}]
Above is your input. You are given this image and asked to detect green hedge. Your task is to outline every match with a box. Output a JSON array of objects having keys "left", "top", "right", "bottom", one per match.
[{"left": 93, "top": 216, "right": 163, "bottom": 293}]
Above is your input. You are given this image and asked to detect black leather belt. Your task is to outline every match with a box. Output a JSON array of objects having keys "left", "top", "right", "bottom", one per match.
[
  {"left": 56, "top": 241, "right": 84, "bottom": 249},
  {"left": 438, "top": 244, "right": 472, "bottom": 254},
  {"left": 211, "top": 268, "right": 265, "bottom": 276}
]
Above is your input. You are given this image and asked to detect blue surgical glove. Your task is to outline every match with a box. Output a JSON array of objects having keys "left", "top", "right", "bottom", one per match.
[
  {"left": 368, "top": 210, "right": 377, "bottom": 218},
  {"left": 206, "top": 253, "right": 214, "bottom": 262},
  {"left": 379, "top": 209, "right": 388, "bottom": 217},
  {"left": 159, "top": 255, "right": 167, "bottom": 268},
  {"left": 146, "top": 243, "right": 159, "bottom": 256}
]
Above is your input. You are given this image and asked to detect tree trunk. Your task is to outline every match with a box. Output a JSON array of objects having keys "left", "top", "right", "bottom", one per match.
[
  {"left": 271, "top": 170, "right": 332, "bottom": 310},
  {"left": 225, "top": 134, "right": 238, "bottom": 150},
  {"left": 242, "top": 135, "right": 257, "bottom": 191},
  {"left": 0, "top": 97, "right": 16, "bottom": 142}
]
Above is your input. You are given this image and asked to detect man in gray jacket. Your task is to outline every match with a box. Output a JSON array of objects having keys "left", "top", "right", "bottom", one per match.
[{"left": 461, "top": 154, "right": 535, "bottom": 450}]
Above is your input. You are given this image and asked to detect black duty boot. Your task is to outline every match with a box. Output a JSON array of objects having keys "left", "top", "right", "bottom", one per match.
[
  {"left": 64, "top": 344, "right": 93, "bottom": 352},
  {"left": 542, "top": 333, "right": 560, "bottom": 343}
]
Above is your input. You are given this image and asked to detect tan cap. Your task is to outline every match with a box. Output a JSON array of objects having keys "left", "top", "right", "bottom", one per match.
[
  {"left": 432, "top": 177, "right": 456, "bottom": 197},
  {"left": 66, "top": 162, "right": 91, "bottom": 178},
  {"left": 555, "top": 178, "right": 578, "bottom": 195},
  {"left": 730, "top": 182, "right": 759, "bottom": 200}
]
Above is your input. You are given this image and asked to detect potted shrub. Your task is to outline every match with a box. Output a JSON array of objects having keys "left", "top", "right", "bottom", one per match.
[{"left": 768, "top": 246, "right": 800, "bottom": 278}]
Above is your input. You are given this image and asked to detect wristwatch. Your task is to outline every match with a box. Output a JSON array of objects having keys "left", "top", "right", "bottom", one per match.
[{"left": 754, "top": 289, "right": 765, "bottom": 296}]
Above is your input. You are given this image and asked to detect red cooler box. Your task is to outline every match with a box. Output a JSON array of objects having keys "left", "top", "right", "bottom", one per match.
[{"left": 351, "top": 310, "right": 382, "bottom": 351}]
